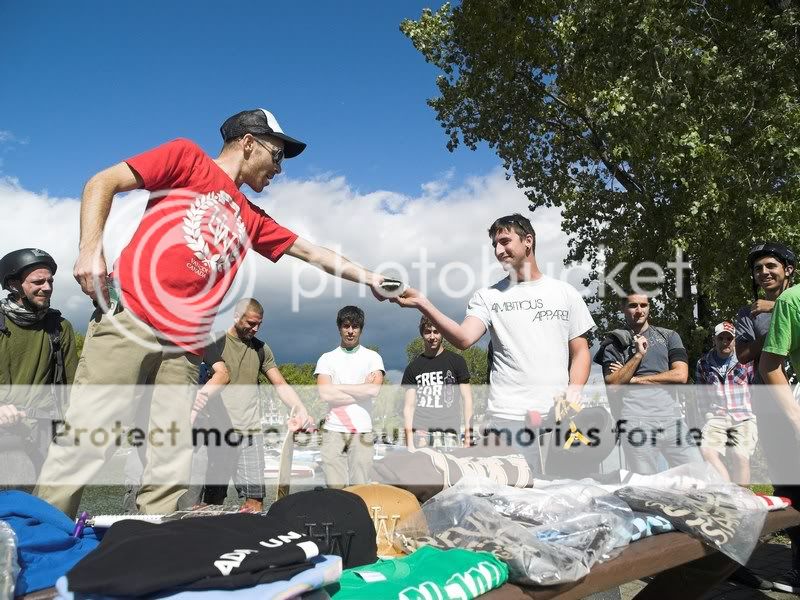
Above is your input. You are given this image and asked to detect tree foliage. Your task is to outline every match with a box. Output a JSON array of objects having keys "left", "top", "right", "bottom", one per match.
[
  {"left": 74, "top": 332, "right": 84, "bottom": 358},
  {"left": 402, "top": 1, "right": 800, "bottom": 361},
  {"left": 274, "top": 362, "right": 326, "bottom": 422}
]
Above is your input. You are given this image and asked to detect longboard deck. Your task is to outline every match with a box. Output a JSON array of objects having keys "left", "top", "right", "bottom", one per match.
[{"left": 275, "top": 427, "right": 295, "bottom": 501}]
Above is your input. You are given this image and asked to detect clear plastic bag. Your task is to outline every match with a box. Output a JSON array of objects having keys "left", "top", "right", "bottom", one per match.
[
  {"left": 394, "top": 476, "right": 633, "bottom": 586},
  {"left": 0, "top": 521, "right": 19, "bottom": 600},
  {"left": 614, "top": 483, "right": 766, "bottom": 565},
  {"left": 596, "top": 462, "right": 767, "bottom": 565}
]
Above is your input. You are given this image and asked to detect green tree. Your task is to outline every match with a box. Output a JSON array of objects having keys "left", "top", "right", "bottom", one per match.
[
  {"left": 402, "top": 1, "right": 800, "bottom": 363},
  {"left": 273, "top": 362, "right": 326, "bottom": 424},
  {"left": 75, "top": 331, "right": 84, "bottom": 357}
]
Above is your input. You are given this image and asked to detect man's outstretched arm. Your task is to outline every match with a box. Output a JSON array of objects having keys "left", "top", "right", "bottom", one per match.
[
  {"left": 285, "top": 237, "right": 389, "bottom": 299},
  {"left": 75, "top": 162, "right": 143, "bottom": 303},
  {"left": 392, "top": 288, "right": 486, "bottom": 350}
]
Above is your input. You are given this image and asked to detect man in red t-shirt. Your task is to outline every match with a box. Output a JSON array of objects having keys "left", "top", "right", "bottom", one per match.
[{"left": 36, "top": 108, "right": 394, "bottom": 517}]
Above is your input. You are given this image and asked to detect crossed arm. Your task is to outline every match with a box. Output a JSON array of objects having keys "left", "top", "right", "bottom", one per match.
[
  {"left": 316, "top": 371, "right": 385, "bottom": 406},
  {"left": 606, "top": 359, "right": 688, "bottom": 385}
]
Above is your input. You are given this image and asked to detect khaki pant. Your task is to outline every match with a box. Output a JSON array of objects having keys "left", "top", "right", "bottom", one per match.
[
  {"left": 35, "top": 307, "right": 200, "bottom": 517},
  {"left": 320, "top": 430, "right": 374, "bottom": 488},
  {"left": 701, "top": 415, "right": 758, "bottom": 457}
]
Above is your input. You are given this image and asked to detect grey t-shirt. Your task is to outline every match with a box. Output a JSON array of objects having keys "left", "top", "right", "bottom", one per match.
[
  {"left": 734, "top": 306, "right": 772, "bottom": 384},
  {"left": 601, "top": 326, "right": 689, "bottom": 417}
]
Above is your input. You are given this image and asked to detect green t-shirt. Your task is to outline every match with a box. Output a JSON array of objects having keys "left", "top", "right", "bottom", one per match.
[
  {"left": 329, "top": 546, "right": 508, "bottom": 599},
  {"left": 211, "top": 332, "right": 277, "bottom": 433},
  {"left": 763, "top": 285, "right": 800, "bottom": 373}
]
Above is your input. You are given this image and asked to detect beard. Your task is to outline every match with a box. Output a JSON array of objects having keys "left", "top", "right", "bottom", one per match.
[
  {"left": 234, "top": 324, "right": 255, "bottom": 340},
  {"left": 22, "top": 293, "right": 50, "bottom": 311}
]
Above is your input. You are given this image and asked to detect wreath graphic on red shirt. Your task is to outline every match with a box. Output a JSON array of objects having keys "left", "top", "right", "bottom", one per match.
[{"left": 182, "top": 191, "right": 248, "bottom": 273}]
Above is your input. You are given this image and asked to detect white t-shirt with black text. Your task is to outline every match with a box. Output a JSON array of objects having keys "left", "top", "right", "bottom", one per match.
[
  {"left": 315, "top": 345, "right": 385, "bottom": 433},
  {"left": 466, "top": 275, "right": 595, "bottom": 419}
]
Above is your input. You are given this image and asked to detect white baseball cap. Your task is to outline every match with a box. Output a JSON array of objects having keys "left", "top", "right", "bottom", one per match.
[{"left": 714, "top": 321, "right": 735, "bottom": 337}]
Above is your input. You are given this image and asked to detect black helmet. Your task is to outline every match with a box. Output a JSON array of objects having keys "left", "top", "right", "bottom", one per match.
[
  {"left": 747, "top": 242, "right": 796, "bottom": 270},
  {"left": 0, "top": 248, "right": 58, "bottom": 290}
]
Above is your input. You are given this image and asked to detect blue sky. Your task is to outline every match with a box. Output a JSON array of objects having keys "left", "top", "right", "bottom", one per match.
[
  {"left": 0, "top": 1, "right": 498, "bottom": 198},
  {"left": 0, "top": 2, "right": 582, "bottom": 373}
]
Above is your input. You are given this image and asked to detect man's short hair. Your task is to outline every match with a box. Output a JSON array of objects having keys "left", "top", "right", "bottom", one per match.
[
  {"left": 234, "top": 298, "right": 264, "bottom": 317},
  {"left": 488, "top": 214, "right": 536, "bottom": 251},
  {"left": 337, "top": 305, "right": 365, "bottom": 329},
  {"left": 620, "top": 292, "right": 650, "bottom": 306},
  {"left": 419, "top": 315, "right": 437, "bottom": 334},
  {"left": 222, "top": 133, "right": 278, "bottom": 152}
]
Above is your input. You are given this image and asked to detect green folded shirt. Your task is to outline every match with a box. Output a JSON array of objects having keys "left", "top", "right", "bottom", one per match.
[{"left": 329, "top": 545, "right": 508, "bottom": 599}]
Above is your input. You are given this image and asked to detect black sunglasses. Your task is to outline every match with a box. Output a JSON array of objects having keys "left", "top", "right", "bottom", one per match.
[{"left": 253, "top": 137, "right": 284, "bottom": 166}]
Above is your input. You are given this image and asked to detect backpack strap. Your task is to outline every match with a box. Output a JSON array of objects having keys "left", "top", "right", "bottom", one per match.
[
  {"left": 0, "top": 311, "right": 7, "bottom": 336},
  {"left": 43, "top": 310, "right": 66, "bottom": 419},
  {"left": 249, "top": 337, "right": 267, "bottom": 390},
  {"left": 43, "top": 311, "right": 66, "bottom": 385}
]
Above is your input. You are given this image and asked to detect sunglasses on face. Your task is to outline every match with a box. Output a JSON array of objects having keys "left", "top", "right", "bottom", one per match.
[{"left": 253, "top": 137, "right": 284, "bottom": 166}]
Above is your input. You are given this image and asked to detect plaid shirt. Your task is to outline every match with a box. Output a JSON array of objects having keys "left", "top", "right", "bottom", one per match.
[{"left": 695, "top": 351, "right": 755, "bottom": 421}]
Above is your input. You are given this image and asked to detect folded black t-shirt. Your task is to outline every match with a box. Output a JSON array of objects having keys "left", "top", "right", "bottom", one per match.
[{"left": 67, "top": 514, "right": 319, "bottom": 596}]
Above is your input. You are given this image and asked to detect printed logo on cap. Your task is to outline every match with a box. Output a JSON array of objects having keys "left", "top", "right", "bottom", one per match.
[{"left": 344, "top": 484, "right": 422, "bottom": 557}]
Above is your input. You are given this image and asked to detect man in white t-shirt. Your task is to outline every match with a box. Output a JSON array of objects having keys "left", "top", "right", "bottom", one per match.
[
  {"left": 393, "top": 214, "right": 595, "bottom": 472},
  {"left": 315, "top": 306, "right": 385, "bottom": 487}
]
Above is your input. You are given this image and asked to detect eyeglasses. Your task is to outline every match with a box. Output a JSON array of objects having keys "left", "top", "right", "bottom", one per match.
[{"left": 253, "top": 137, "right": 284, "bottom": 166}]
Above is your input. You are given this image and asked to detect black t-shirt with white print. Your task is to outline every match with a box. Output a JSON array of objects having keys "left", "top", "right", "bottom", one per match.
[
  {"left": 402, "top": 350, "right": 470, "bottom": 431},
  {"left": 67, "top": 514, "right": 318, "bottom": 596}
]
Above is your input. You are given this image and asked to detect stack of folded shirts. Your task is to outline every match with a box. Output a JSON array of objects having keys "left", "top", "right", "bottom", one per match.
[{"left": 58, "top": 513, "right": 341, "bottom": 598}]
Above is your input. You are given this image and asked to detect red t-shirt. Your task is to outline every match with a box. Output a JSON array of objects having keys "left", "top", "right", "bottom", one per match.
[{"left": 115, "top": 138, "right": 297, "bottom": 353}]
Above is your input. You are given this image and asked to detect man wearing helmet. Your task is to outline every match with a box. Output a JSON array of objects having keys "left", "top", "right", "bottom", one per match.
[
  {"left": 735, "top": 242, "right": 796, "bottom": 374},
  {"left": 735, "top": 242, "right": 800, "bottom": 593},
  {"left": 0, "top": 248, "right": 79, "bottom": 486}
]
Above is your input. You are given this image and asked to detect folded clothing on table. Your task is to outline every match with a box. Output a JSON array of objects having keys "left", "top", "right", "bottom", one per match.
[
  {"left": 0, "top": 491, "right": 100, "bottom": 595},
  {"left": 66, "top": 513, "right": 319, "bottom": 597}
]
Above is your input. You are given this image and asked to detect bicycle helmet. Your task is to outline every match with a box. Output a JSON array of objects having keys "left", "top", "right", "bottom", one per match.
[{"left": 0, "top": 248, "right": 58, "bottom": 290}]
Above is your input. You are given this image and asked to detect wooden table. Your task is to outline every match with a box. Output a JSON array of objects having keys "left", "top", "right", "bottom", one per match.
[{"left": 485, "top": 508, "right": 800, "bottom": 600}]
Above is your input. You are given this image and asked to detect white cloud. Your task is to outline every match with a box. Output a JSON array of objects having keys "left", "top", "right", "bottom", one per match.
[
  {"left": 0, "top": 170, "right": 572, "bottom": 371},
  {"left": 0, "top": 130, "right": 27, "bottom": 145}
]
